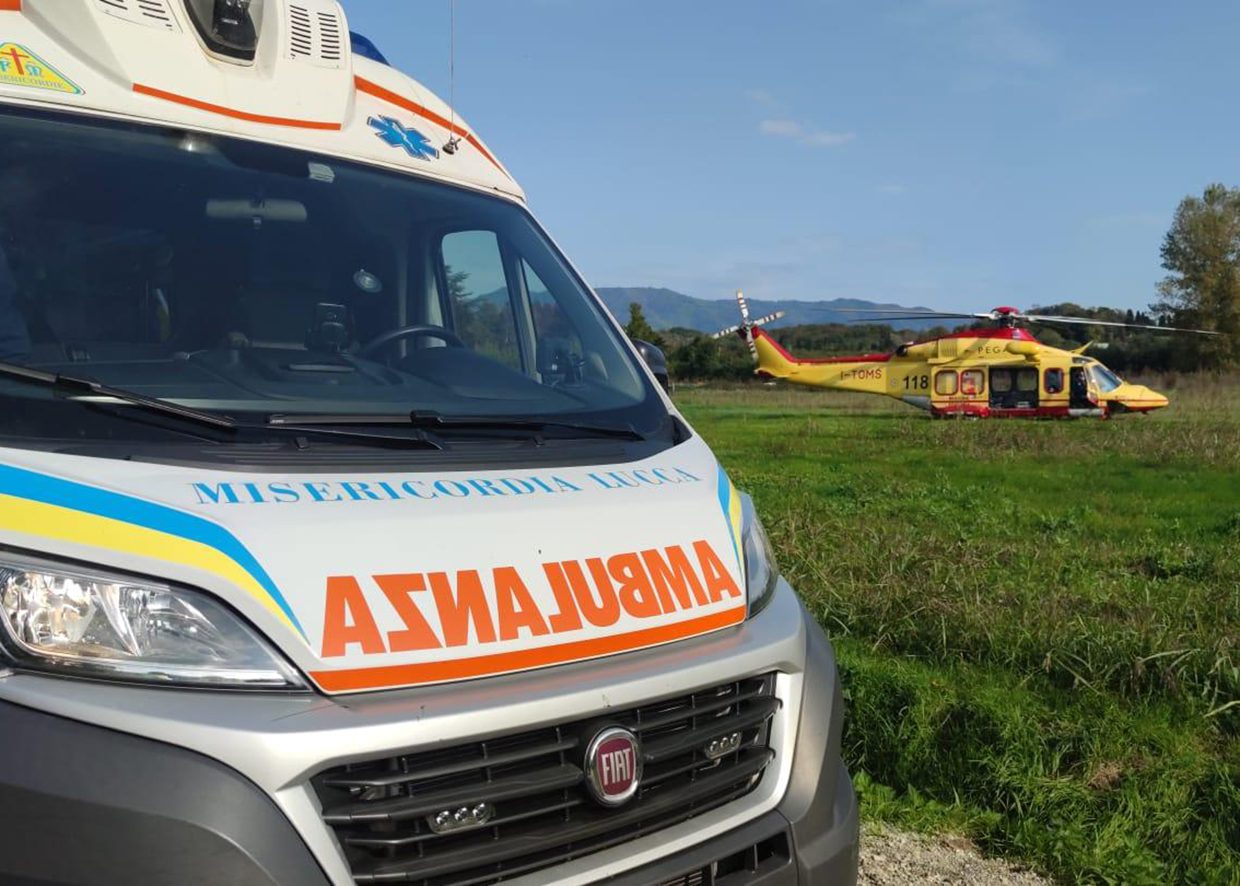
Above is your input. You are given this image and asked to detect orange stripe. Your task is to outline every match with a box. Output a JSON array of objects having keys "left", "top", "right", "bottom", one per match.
[
  {"left": 354, "top": 75, "right": 507, "bottom": 176},
  {"left": 0, "top": 0, "right": 21, "bottom": 10},
  {"left": 310, "top": 607, "right": 746, "bottom": 692},
  {"left": 132, "top": 83, "right": 342, "bottom": 131}
]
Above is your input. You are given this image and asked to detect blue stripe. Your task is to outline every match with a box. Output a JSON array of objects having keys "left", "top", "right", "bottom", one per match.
[
  {"left": 716, "top": 465, "right": 742, "bottom": 574},
  {"left": 0, "top": 463, "right": 305, "bottom": 637}
]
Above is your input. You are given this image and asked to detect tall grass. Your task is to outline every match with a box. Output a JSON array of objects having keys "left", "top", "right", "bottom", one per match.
[{"left": 678, "top": 375, "right": 1240, "bottom": 883}]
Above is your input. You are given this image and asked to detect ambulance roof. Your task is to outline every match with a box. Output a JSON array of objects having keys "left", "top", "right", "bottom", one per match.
[{"left": 0, "top": 0, "right": 524, "bottom": 202}]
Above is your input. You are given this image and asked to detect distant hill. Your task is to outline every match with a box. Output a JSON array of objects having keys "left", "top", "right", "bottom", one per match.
[{"left": 593, "top": 287, "right": 942, "bottom": 333}]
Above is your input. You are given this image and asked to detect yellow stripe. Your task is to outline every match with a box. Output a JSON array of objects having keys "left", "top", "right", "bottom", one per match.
[{"left": 0, "top": 494, "right": 299, "bottom": 634}]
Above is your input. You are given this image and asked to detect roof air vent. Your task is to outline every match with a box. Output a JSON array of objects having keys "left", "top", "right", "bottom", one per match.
[
  {"left": 96, "top": 0, "right": 181, "bottom": 31},
  {"left": 318, "top": 11, "right": 342, "bottom": 62},
  {"left": 286, "top": 1, "right": 345, "bottom": 68},
  {"left": 289, "top": 4, "right": 313, "bottom": 58}
]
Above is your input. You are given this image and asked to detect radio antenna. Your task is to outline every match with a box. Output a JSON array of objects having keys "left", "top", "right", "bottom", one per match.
[{"left": 443, "top": 0, "right": 462, "bottom": 154}]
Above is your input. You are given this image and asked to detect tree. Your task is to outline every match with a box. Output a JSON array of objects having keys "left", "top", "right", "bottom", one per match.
[
  {"left": 623, "top": 302, "right": 664, "bottom": 347},
  {"left": 666, "top": 333, "right": 753, "bottom": 381},
  {"left": 444, "top": 265, "right": 520, "bottom": 367},
  {"left": 1155, "top": 183, "right": 1240, "bottom": 368},
  {"left": 668, "top": 335, "right": 720, "bottom": 379}
]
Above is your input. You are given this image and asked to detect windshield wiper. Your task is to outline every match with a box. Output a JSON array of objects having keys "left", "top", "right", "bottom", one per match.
[
  {"left": 268, "top": 410, "right": 647, "bottom": 441},
  {"left": 411, "top": 413, "right": 646, "bottom": 441},
  {"left": 0, "top": 363, "right": 442, "bottom": 450},
  {"left": 253, "top": 424, "right": 443, "bottom": 450},
  {"left": 0, "top": 361, "right": 236, "bottom": 430}
]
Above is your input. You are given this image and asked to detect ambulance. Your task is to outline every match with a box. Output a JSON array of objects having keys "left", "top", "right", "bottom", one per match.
[{"left": 0, "top": 2, "right": 858, "bottom": 883}]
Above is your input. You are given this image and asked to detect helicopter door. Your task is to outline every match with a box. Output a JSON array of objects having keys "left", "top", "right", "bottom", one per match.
[
  {"left": 989, "top": 367, "right": 1040, "bottom": 410},
  {"left": 1069, "top": 367, "right": 1092, "bottom": 409}
]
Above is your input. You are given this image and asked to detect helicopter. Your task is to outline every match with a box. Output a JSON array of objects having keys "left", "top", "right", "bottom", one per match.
[{"left": 713, "top": 291, "right": 1219, "bottom": 418}]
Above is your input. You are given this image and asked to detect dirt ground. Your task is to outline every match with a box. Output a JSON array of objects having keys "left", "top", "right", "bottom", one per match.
[{"left": 859, "top": 826, "right": 1051, "bottom": 885}]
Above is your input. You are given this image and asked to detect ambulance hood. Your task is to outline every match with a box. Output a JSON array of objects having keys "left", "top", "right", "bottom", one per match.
[{"left": 0, "top": 438, "right": 748, "bottom": 693}]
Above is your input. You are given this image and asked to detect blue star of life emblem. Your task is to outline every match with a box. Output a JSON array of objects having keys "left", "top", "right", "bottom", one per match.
[{"left": 367, "top": 116, "right": 440, "bottom": 160}]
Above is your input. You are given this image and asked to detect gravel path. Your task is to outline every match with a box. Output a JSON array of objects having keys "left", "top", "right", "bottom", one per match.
[{"left": 859, "top": 826, "right": 1051, "bottom": 885}]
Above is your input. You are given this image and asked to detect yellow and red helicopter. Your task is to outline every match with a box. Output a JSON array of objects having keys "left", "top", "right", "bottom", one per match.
[{"left": 714, "top": 291, "right": 1218, "bottom": 419}]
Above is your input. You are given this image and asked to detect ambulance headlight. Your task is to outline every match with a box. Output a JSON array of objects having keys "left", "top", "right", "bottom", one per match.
[
  {"left": 0, "top": 553, "right": 305, "bottom": 689},
  {"left": 740, "top": 495, "right": 780, "bottom": 617}
]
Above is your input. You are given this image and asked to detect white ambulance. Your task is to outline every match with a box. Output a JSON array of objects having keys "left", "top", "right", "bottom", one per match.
[{"left": 0, "top": 2, "right": 858, "bottom": 883}]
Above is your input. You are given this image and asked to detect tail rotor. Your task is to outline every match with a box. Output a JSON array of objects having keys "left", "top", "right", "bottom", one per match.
[{"left": 711, "top": 290, "right": 785, "bottom": 361}]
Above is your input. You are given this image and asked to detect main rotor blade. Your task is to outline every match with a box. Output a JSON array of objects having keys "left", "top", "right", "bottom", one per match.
[
  {"left": 828, "top": 308, "right": 988, "bottom": 320},
  {"left": 1024, "top": 314, "right": 1223, "bottom": 335},
  {"left": 843, "top": 315, "right": 980, "bottom": 325}
]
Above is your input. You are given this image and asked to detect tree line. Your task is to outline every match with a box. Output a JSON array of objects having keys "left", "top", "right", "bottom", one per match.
[{"left": 625, "top": 183, "right": 1240, "bottom": 380}]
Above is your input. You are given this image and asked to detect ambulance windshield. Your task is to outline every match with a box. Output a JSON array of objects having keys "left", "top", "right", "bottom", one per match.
[{"left": 0, "top": 108, "right": 664, "bottom": 442}]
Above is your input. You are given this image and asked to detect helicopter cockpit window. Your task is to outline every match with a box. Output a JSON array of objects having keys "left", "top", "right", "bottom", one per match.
[
  {"left": 1045, "top": 368, "right": 1064, "bottom": 394},
  {"left": 934, "top": 370, "right": 958, "bottom": 396},
  {"left": 960, "top": 369, "right": 983, "bottom": 396},
  {"left": 1089, "top": 364, "right": 1123, "bottom": 393}
]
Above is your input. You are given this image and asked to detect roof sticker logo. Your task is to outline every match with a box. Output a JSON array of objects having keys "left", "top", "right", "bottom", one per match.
[
  {"left": 0, "top": 43, "right": 83, "bottom": 95},
  {"left": 367, "top": 115, "right": 439, "bottom": 161}
]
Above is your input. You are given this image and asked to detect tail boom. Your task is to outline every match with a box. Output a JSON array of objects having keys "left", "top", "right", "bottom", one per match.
[{"left": 752, "top": 328, "right": 891, "bottom": 393}]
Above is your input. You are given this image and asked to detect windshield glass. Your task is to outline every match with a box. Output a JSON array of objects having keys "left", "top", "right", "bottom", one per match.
[
  {"left": 0, "top": 108, "right": 663, "bottom": 440},
  {"left": 1088, "top": 364, "right": 1123, "bottom": 393}
]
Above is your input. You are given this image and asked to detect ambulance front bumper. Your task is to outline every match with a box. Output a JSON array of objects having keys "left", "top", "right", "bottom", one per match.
[{"left": 0, "top": 581, "right": 858, "bottom": 885}]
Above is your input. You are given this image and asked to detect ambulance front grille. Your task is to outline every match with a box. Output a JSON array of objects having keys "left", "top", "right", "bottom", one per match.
[{"left": 312, "top": 674, "right": 779, "bottom": 885}]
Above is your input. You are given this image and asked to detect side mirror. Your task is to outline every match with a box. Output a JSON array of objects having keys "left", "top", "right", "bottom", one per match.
[{"left": 630, "top": 338, "right": 670, "bottom": 392}]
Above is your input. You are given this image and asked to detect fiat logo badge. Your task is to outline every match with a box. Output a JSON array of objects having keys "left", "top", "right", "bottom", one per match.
[{"left": 584, "top": 726, "right": 642, "bottom": 807}]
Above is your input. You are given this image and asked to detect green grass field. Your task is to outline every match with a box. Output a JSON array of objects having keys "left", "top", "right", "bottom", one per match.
[{"left": 676, "top": 377, "right": 1240, "bottom": 885}]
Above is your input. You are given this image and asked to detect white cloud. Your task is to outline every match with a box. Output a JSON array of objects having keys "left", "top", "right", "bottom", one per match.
[
  {"left": 759, "top": 119, "right": 802, "bottom": 138},
  {"left": 748, "top": 92, "right": 854, "bottom": 146},
  {"left": 803, "top": 130, "right": 857, "bottom": 147},
  {"left": 744, "top": 88, "right": 779, "bottom": 108},
  {"left": 925, "top": 0, "right": 1057, "bottom": 67},
  {"left": 760, "top": 118, "right": 856, "bottom": 147}
]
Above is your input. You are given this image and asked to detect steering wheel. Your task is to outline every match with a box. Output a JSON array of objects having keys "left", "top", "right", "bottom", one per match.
[{"left": 358, "top": 325, "right": 467, "bottom": 359}]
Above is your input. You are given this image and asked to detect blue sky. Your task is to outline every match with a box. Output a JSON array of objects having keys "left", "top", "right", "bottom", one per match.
[{"left": 344, "top": 1, "right": 1240, "bottom": 313}]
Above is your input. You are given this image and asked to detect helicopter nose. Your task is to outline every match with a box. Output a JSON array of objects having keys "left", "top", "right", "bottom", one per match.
[{"left": 1122, "top": 386, "right": 1169, "bottom": 412}]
